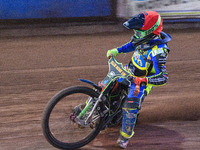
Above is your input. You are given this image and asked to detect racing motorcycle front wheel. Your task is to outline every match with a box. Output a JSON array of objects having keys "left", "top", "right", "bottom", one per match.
[{"left": 42, "top": 86, "right": 103, "bottom": 150}]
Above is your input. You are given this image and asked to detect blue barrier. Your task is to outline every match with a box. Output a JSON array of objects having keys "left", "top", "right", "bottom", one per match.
[{"left": 0, "top": 0, "right": 111, "bottom": 19}]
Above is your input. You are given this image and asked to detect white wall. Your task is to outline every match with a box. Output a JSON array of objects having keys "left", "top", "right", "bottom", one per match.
[{"left": 117, "top": 0, "right": 200, "bottom": 19}]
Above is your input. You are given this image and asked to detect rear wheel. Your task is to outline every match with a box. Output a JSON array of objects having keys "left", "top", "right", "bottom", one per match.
[{"left": 42, "top": 86, "right": 103, "bottom": 149}]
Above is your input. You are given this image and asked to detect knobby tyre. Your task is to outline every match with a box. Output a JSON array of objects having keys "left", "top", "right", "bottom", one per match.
[{"left": 42, "top": 86, "right": 103, "bottom": 149}]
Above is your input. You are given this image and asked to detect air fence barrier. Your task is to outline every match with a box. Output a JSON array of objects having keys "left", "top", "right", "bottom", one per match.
[
  {"left": 0, "top": 0, "right": 199, "bottom": 37},
  {"left": 0, "top": 0, "right": 116, "bottom": 20}
]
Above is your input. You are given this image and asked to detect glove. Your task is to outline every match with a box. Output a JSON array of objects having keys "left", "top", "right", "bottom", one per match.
[
  {"left": 134, "top": 77, "right": 147, "bottom": 86},
  {"left": 106, "top": 48, "right": 119, "bottom": 58}
]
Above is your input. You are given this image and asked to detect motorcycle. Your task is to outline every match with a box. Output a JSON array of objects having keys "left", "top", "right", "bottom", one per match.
[{"left": 42, "top": 55, "right": 144, "bottom": 149}]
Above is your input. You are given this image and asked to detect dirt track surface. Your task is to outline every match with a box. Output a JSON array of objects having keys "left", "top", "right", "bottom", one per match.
[{"left": 0, "top": 28, "right": 200, "bottom": 150}]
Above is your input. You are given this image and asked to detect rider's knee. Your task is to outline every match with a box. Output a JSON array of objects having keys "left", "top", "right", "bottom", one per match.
[{"left": 123, "top": 97, "right": 140, "bottom": 109}]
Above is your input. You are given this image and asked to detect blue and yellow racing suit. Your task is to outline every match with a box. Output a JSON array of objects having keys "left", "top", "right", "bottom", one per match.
[{"left": 117, "top": 32, "right": 171, "bottom": 139}]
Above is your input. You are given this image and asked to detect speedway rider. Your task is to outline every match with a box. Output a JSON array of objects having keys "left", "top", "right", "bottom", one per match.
[{"left": 106, "top": 11, "right": 171, "bottom": 149}]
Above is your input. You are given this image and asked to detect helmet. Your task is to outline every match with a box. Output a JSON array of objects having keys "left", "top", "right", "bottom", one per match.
[{"left": 123, "top": 11, "right": 163, "bottom": 42}]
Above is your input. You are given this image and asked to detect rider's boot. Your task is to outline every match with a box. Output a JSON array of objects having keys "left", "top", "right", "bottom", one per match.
[
  {"left": 117, "top": 108, "right": 138, "bottom": 149},
  {"left": 117, "top": 134, "right": 129, "bottom": 149}
]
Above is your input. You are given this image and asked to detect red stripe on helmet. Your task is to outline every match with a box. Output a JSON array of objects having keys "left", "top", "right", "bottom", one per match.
[{"left": 140, "top": 11, "right": 163, "bottom": 35}]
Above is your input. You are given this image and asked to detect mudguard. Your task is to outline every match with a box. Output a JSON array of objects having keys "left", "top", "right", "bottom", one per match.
[{"left": 79, "top": 79, "right": 102, "bottom": 91}]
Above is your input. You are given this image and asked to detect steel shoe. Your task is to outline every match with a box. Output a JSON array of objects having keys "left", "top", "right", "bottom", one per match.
[{"left": 117, "top": 136, "right": 129, "bottom": 149}]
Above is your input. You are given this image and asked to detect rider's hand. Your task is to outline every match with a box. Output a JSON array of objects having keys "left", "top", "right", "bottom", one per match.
[
  {"left": 106, "top": 48, "right": 119, "bottom": 58},
  {"left": 134, "top": 77, "right": 147, "bottom": 86}
]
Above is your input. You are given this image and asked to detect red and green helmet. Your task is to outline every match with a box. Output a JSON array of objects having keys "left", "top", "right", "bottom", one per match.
[{"left": 123, "top": 11, "right": 163, "bottom": 39}]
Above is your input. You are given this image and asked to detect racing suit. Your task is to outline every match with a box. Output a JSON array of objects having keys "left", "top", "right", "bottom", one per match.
[{"left": 117, "top": 32, "right": 171, "bottom": 139}]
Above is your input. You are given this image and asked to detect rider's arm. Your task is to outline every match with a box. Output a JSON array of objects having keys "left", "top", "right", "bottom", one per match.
[
  {"left": 146, "top": 48, "right": 169, "bottom": 86},
  {"left": 117, "top": 42, "right": 136, "bottom": 54},
  {"left": 107, "top": 42, "right": 136, "bottom": 58}
]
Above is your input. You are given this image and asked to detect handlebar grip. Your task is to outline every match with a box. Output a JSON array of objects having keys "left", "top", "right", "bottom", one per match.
[
  {"left": 133, "top": 77, "right": 147, "bottom": 86},
  {"left": 108, "top": 54, "right": 113, "bottom": 59}
]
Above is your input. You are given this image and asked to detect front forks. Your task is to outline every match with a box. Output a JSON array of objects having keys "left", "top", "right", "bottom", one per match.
[{"left": 74, "top": 93, "right": 107, "bottom": 127}]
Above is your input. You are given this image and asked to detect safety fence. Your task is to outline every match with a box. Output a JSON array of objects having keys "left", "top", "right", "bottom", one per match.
[
  {"left": 0, "top": 0, "right": 199, "bottom": 25},
  {"left": 0, "top": 0, "right": 117, "bottom": 23}
]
